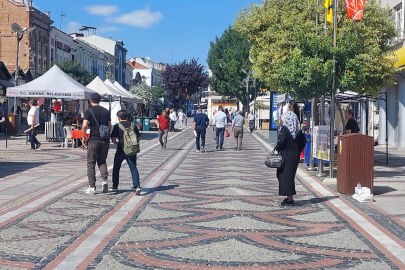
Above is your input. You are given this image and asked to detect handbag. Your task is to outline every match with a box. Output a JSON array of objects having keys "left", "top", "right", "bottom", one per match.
[
  {"left": 225, "top": 129, "right": 230, "bottom": 137},
  {"left": 265, "top": 150, "right": 284, "bottom": 168}
]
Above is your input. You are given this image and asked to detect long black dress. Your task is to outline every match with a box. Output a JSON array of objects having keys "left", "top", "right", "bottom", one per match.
[{"left": 275, "top": 126, "right": 307, "bottom": 196}]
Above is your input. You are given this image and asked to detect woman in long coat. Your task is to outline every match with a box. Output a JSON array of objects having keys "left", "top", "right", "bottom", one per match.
[{"left": 275, "top": 110, "right": 307, "bottom": 206}]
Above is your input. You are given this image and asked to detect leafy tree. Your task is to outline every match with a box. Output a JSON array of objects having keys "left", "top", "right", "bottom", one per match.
[
  {"left": 207, "top": 27, "right": 255, "bottom": 110},
  {"left": 234, "top": 0, "right": 397, "bottom": 100},
  {"left": 163, "top": 58, "right": 209, "bottom": 109},
  {"left": 130, "top": 83, "right": 165, "bottom": 109},
  {"left": 42, "top": 60, "right": 94, "bottom": 85}
]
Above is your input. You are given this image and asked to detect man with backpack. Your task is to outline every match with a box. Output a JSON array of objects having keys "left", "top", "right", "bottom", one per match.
[
  {"left": 82, "top": 93, "right": 111, "bottom": 194},
  {"left": 111, "top": 109, "right": 142, "bottom": 195}
]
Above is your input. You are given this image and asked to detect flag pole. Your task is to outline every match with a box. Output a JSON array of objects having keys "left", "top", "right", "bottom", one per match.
[{"left": 329, "top": 0, "right": 338, "bottom": 179}]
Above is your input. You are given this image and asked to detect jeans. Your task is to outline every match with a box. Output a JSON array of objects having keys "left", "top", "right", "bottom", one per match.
[
  {"left": 215, "top": 127, "right": 225, "bottom": 147},
  {"left": 249, "top": 120, "right": 255, "bottom": 132},
  {"left": 159, "top": 129, "right": 169, "bottom": 148},
  {"left": 234, "top": 126, "right": 243, "bottom": 150},
  {"left": 170, "top": 121, "right": 175, "bottom": 131},
  {"left": 196, "top": 127, "right": 206, "bottom": 150},
  {"left": 112, "top": 146, "right": 140, "bottom": 189},
  {"left": 179, "top": 120, "right": 184, "bottom": 129},
  {"left": 87, "top": 140, "right": 109, "bottom": 188},
  {"left": 28, "top": 129, "right": 39, "bottom": 149}
]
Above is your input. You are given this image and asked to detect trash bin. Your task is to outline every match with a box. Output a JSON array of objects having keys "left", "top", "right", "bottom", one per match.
[
  {"left": 4, "top": 113, "right": 19, "bottom": 135},
  {"left": 143, "top": 117, "right": 150, "bottom": 131},
  {"left": 337, "top": 134, "right": 374, "bottom": 195},
  {"left": 134, "top": 117, "right": 143, "bottom": 131}
]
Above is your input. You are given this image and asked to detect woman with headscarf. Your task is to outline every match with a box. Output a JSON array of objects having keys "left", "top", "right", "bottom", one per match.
[{"left": 274, "top": 111, "right": 307, "bottom": 206}]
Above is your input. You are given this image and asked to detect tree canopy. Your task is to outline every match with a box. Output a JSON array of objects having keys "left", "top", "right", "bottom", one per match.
[
  {"left": 207, "top": 27, "right": 255, "bottom": 108},
  {"left": 234, "top": 0, "right": 397, "bottom": 100},
  {"left": 163, "top": 58, "right": 209, "bottom": 101},
  {"left": 130, "top": 83, "right": 165, "bottom": 109}
]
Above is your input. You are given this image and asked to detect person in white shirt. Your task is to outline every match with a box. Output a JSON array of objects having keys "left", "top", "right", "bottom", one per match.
[
  {"left": 212, "top": 106, "right": 227, "bottom": 150},
  {"left": 178, "top": 109, "right": 187, "bottom": 129},
  {"left": 248, "top": 110, "right": 255, "bottom": 133},
  {"left": 27, "top": 100, "right": 40, "bottom": 150},
  {"left": 169, "top": 109, "right": 177, "bottom": 132}
]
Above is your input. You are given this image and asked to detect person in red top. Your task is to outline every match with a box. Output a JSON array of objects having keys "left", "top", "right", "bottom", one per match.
[{"left": 157, "top": 110, "right": 170, "bottom": 150}]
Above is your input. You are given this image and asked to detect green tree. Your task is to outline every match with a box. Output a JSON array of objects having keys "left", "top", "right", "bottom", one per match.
[
  {"left": 130, "top": 83, "right": 165, "bottom": 109},
  {"left": 42, "top": 60, "right": 94, "bottom": 85},
  {"left": 234, "top": 0, "right": 397, "bottom": 100},
  {"left": 207, "top": 27, "right": 254, "bottom": 110}
]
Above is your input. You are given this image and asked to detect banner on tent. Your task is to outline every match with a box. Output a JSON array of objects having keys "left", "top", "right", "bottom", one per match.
[{"left": 7, "top": 90, "right": 85, "bottom": 99}]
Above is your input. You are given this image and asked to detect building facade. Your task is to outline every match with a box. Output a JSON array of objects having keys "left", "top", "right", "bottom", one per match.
[
  {"left": 127, "top": 57, "right": 165, "bottom": 87},
  {"left": 0, "top": 0, "right": 53, "bottom": 81},
  {"left": 78, "top": 35, "right": 127, "bottom": 87},
  {"left": 379, "top": 0, "right": 405, "bottom": 147}
]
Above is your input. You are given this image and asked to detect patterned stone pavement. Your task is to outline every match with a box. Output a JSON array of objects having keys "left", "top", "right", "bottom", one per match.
[{"left": 0, "top": 125, "right": 405, "bottom": 269}]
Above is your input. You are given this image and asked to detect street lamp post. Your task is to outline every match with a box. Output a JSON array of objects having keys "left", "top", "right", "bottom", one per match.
[{"left": 11, "top": 22, "right": 35, "bottom": 114}]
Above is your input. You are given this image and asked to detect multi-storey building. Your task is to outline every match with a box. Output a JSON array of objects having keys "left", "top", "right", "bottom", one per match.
[
  {"left": 0, "top": 0, "right": 53, "bottom": 81},
  {"left": 78, "top": 35, "right": 127, "bottom": 87},
  {"left": 379, "top": 0, "right": 405, "bottom": 147},
  {"left": 127, "top": 57, "right": 165, "bottom": 87}
]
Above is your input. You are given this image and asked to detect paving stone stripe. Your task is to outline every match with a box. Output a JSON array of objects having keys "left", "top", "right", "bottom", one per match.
[
  {"left": 0, "top": 127, "right": 190, "bottom": 227},
  {"left": 53, "top": 139, "right": 195, "bottom": 269}
]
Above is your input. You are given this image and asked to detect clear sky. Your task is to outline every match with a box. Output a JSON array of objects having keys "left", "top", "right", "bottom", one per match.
[{"left": 31, "top": 0, "right": 257, "bottom": 67}]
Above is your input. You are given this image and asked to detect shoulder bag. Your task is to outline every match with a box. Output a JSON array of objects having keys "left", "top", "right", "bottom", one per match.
[{"left": 89, "top": 108, "right": 111, "bottom": 140}]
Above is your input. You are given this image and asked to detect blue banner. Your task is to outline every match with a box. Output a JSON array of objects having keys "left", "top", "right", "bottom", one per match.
[{"left": 270, "top": 92, "right": 278, "bottom": 130}]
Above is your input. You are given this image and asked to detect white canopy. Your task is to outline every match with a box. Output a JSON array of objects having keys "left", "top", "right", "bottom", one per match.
[
  {"left": 113, "top": 81, "right": 144, "bottom": 104},
  {"left": 86, "top": 76, "right": 123, "bottom": 98},
  {"left": 6, "top": 65, "right": 96, "bottom": 100},
  {"left": 104, "top": 79, "right": 134, "bottom": 102}
]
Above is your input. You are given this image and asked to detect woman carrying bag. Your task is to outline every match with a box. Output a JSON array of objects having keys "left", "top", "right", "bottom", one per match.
[{"left": 274, "top": 110, "right": 307, "bottom": 206}]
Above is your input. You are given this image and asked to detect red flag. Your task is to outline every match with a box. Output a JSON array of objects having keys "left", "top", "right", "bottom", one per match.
[{"left": 345, "top": 0, "right": 365, "bottom": 20}]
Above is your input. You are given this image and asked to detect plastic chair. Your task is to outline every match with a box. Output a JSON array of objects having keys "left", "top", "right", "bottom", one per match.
[{"left": 62, "top": 126, "right": 75, "bottom": 148}]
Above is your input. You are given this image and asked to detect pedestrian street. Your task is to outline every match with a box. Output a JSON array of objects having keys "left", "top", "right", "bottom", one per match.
[{"left": 0, "top": 126, "right": 403, "bottom": 269}]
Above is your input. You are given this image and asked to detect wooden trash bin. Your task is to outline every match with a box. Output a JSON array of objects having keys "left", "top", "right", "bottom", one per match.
[{"left": 337, "top": 133, "right": 374, "bottom": 195}]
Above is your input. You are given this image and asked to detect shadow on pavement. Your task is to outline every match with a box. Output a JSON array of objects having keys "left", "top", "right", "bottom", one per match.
[
  {"left": 147, "top": 184, "right": 179, "bottom": 194},
  {"left": 373, "top": 186, "right": 397, "bottom": 195},
  {"left": 0, "top": 162, "right": 48, "bottom": 178},
  {"left": 296, "top": 196, "right": 337, "bottom": 206}
]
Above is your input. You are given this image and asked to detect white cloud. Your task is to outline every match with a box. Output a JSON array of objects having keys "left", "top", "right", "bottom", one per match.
[
  {"left": 114, "top": 8, "right": 163, "bottom": 28},
  {"left": 85, "top": 5, "right": 119, "bottom": 16},
  {"left": 66, "top": 21, "right": 81, "bottom": 34},
  {"left": 97, "top": 26, "right": 119, "bottom": 33}
]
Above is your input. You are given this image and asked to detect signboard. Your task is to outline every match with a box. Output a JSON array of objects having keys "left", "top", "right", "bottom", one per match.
[
  {"left": 313, "top": 125, "right": 330, "bottom": 161},
  {"left": 269, "top": 92, "right": 279, "bottom": 130}
]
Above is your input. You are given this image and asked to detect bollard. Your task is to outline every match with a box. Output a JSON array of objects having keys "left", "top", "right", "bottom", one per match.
[{"left": 5, "top": 128, "right": 7, "bottom": 148}]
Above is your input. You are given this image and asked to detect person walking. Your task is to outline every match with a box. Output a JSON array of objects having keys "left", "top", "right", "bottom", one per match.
[
  {"left": 169, "top": 109, "right": 177, "bottom": 132},
  {"left": 82, "top": 93, "right": 112, "bottom": 194},
  {"left": 274, "top": 111, "right": 307, "bottom": 206},
  {"left": 27, "top": 100, "right": 41, "bottom": 150},
  {"left": 111, "top": 110, "right": 142, "bottom": 195},
  {"left": 157, "top": 110, "right": 170, "bottom": 150},
  {"left": 344, "top": 108, "right": 360, "bottom": 134},
  {"left": 248, "top": 110, "right": 255, "bottom": 133},
  {"left": 231, "top": 111, "right": 245, "bottom": 150},
  {"left": 193, "top": 108, "right": 209, "bottom": 153},
  {"left": 212, "top": 106, "right": 227, "bottom": 150},
  {"left": 178, "top": 109, "right": 187, "bottom": 130}
]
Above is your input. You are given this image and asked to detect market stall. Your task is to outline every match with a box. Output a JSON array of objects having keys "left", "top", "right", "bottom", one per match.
[{"left": 6, "top": 65, "right": 96, "bottom": 142}]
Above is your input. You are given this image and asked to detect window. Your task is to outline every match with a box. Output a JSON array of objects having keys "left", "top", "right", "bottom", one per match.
[
  {"left": 395, "top": 4, "right": 403, "bottom": 38},
  {"left": 51, "top": 48, "right": 54, "bottom": 64}
]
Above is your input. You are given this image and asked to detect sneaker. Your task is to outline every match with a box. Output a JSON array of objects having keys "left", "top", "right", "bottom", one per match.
[
  {"left": 220, "top": 146, "right": 223, "bottom": 150},
  {"left": 109, "top": 187, "right": 118, "bottom": 192},
  {"left": 196, "top": 149, "right": 200, "bottom": 152},
  {"left": 201, "top": 147, "right": 205, "bottom": 153},
  {"left": 101, "top": 181, "right": 108, "bottom": 193},
  {"left": 216, "top": 145, "right": 219, "bottom": 149},
  {"left": 135, "top": 186, "right": 141, "bottom": 195},
  {"left": 84, "top": 186, "right": 96, "bottom": 194},
  {"left": 163, "top": 147, "right": 166, "bottom": 150},
  {"left": 36, "top": 143, "right": 41, "bottom": 149}
]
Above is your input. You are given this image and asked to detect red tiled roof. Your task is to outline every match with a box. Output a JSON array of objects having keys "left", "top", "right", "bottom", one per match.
[{"left": 127, "top": 61, "right": 149, "bottom": 69}]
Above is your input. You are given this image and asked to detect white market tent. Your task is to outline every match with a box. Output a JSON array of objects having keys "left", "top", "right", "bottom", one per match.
[
  {"left": 6, "top": 65, "right": 96, "bottom": 100},
  {"left": 113, "top": 81, "right": 144, "bottom": 104},
  {"left": 86, "top": 76, "right": 123, "bottom": 98},
  {"left": 104, "top": 79, "right": 135, "bottom": 103}
]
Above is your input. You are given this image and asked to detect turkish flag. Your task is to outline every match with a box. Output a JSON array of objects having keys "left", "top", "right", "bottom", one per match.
[{"left": 345, "top": 0, "right": 365, "bottom": 20}]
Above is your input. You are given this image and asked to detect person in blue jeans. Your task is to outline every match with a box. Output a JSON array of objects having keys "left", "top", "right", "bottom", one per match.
[
  {"left": 212, "top": 106, "right": 227, "bottom": 150},
  {"left": 193, "top": 108, "right": 209, "bottom": 152},
  {"left": 110, "top": 110, "right": 142, "bottom": 195}
]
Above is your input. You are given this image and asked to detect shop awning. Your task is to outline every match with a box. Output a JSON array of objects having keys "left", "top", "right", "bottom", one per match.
[{"left": 395, "top": 46, "right": 405, "bottom": 71}]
